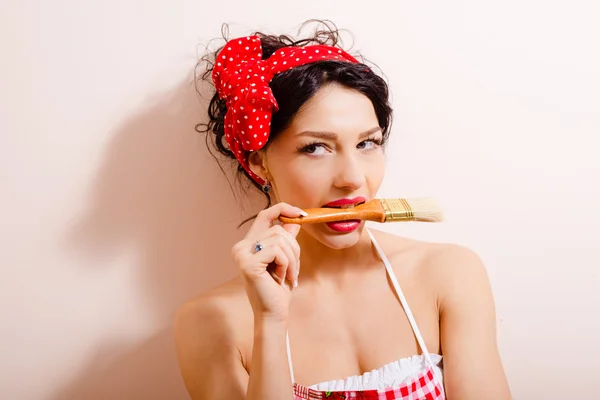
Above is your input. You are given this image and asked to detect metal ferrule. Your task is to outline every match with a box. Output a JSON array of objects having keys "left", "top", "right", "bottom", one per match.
[{"left": 381, "top": 198, "right": 415, "bottom": 222}]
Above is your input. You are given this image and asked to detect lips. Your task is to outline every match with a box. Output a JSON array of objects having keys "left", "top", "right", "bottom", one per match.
[
  {"left": 322, "top": 196, "right": 367, "bottom": 209},
  {"left": 326, "top": 220, "right": 361, "bottom": 233}
]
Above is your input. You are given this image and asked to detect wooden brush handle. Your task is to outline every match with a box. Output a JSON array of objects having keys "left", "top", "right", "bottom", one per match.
[{"left": 279, "top": 199, "right": 385, "bottom": 224}]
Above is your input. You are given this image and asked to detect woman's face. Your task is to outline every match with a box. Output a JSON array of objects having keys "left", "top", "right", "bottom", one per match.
[{"left": 253, "top": 83, "right": 386, "bottom": 249}]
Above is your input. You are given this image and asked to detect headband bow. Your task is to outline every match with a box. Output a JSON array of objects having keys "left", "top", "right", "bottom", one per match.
[{"left": 212, "top": 35, "right": 359, "bottom": 185}]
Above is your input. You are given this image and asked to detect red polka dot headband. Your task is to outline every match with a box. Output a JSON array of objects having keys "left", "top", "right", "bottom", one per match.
[{"left": 211, "top": 35, "right": 360, "bottom": 185}]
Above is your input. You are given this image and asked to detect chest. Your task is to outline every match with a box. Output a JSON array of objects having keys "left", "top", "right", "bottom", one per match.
[{"left": 284, "top": 270, "right": 439, "bottom": 386}]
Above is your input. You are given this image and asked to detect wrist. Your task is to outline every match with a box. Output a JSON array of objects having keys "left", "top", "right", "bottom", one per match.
[{"left": 254, "top": 315, "right": 288, "bottom": 334}]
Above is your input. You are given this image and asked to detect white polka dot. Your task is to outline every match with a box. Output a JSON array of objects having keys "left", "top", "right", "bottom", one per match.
[
  {"left": 273, "top": 61, "right": 277, "bottom": 65},
  {"left": 264, "top": 115, "right": 268, "bottom": 119},
  {"left": 251, "top": 83, "right": 256, "bottom": 86},
  {"left": 245, "top": 46, "right": 249, "bottom": 50},
  {"left": 241, "top": 130, "right": 245, "bottom": 134},
  {"left": 260, "top": 124, "right": 263, "bottom": 128},
  {"left": 264, "top": 91, "right": 268, "bottom": 94},
  {"left": 217, "top": 62, "right": 222, "bottom": 66},
  {"left": 246, "top": 140, "right": 250, "bottom": 144},
  {"left": 309, "top": 56, "right": 313, "bottom": 59},
  {"left": 240, "top": 106, "right": 244, "bottom": 110},
  {"left": 253, "top": 109, "right": 256, "bottom": 112},
  {"left": 222, "top": 55, "right": 226, "bottom": 59},
  {"left": 228, "top": 85, "right": 231, "bottom": 88},
  {"left": 234, "top": 96, "right": 238, "bottom": 100},
  {"left": 296, "top": 58, "right": 300, "bottom": 61},
  {"left": 229, "top": 57, "right": 233, "bottom": 61},
  {"left": 239, "top": 40, "right": 242, "bottom": 44},
  {"left": 258, "top": 141, "right": 262, "bottom": 145},
  {"left": 302, "top": 50, "right": 306, "bottom": 53},
  {"left": 338, "top": 50, "right": 342, "bottom": 53},
  {"left": 328, "top": 50, "right": 332, "bottom": 54},
  {"left": 249, "top": 125, "right": 253, "bottom": 129},
  {"left": 237, "top": 120, "right": 240, "bottom": 123},
  {"left": 315, "top": 49, "right": 319, "bottom": 53},
  {"left": 227, "top": 47, "right": 231, "bottom": 50},
  {"left": 268, "top": 122, "right": 271, "bottom": 126},
  {"left": 252, "top": 89, "right": 257, "bottom": 93},
  {"left": 244, "top": 116, "right": 248, "bottom": 119},
  {"left": 256, "top": 117, "right": 259, "bottom": 121},
  {"left": 254, "top": 134, "right": 257, "bottom": 138},
  {"left": 283, "top": 61, "right": 287, "bottom": 65}
]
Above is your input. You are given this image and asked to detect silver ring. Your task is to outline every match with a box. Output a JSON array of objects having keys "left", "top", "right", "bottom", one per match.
[{"left": 254, "top": 241, "right": 263, "bottom": 253}]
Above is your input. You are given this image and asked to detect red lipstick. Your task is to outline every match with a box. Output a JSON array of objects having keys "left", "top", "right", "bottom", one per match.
[
  {"left": 326, "top": 220, "right": 362, "bottom": 232},
  {"left": 322, "top": 196, "right": 367, "bottom": 208},
  {"left": 322, "top": 196, "right": 366, "bottom": 233}
]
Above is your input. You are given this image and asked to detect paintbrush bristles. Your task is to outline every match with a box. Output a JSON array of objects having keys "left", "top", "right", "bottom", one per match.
[{"left": 402, "top": 198, "right": 444, "bottom": 222}]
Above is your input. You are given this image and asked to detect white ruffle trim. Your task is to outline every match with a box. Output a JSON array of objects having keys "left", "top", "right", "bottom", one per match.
[{"left": 308, "top": 354, "right": 443, "bottom": 391}]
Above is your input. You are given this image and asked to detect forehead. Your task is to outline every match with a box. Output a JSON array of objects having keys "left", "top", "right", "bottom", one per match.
[{"left": 287, "top": 84, "right": 378, "bottom": 134}]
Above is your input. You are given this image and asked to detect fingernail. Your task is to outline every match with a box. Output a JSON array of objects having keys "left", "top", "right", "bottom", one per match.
[
  {"left": 299, "top": 210, "right": 308, "bottom": 217},
  {"left": 293, "top": 279, "right": 298, "bottom": 288},
  {"left": 297, "top": 260, "right": 300, "bottom": 276}
]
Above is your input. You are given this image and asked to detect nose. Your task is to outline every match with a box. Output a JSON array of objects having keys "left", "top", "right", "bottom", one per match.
[{"left": 332, "top": 152, "right": 366, "bottom": 191}]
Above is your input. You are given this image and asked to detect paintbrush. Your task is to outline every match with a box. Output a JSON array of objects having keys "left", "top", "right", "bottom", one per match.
[{"left": 278, "top": 198, "right": 443, "bottom": 224}]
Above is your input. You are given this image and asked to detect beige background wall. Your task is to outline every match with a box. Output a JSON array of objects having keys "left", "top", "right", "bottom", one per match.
[{"left": 1, "top": 1, "right": 599, "bottom": 399}]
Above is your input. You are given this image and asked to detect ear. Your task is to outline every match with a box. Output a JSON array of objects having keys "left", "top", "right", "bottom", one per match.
[{"left": 248, "top": 151, "right": 268, "bottom": 181}]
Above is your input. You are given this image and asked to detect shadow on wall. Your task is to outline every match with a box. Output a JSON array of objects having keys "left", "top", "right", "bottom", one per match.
[{"left": 55, "top": 78, "right": 262, "bottom": 399}]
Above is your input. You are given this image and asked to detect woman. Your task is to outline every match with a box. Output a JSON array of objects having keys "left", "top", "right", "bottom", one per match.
[{"left": 174, "top": 22, "right": 511, "bottom": 400}]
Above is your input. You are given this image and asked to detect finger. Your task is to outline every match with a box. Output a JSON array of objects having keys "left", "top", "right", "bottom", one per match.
[
  {"left": 261, "top": 225, "right": 300, "bottom": 261},
  {"left": 247, "top": 227, "right": 299, "bottom": 286},
  {"left": 260, "top": 233, "right": 298, "bottom": 285},
  {"left": 250, "top": 226, "right": 301, "bottom": 267},
  {"left": 253, "top": 242, "right": 291, "bottom": 283},
  {"left": 240, "top": 241, "right": 286, "bottom": 278},
  {"left": 280, "top": 238, "right": 298, "bottom": 286},
  {"left": 247, "top": 202, "right": 307, "bottom": 238}
]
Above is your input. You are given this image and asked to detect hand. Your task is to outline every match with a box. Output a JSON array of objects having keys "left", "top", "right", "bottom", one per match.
[{"left": 231, "top": 202, "right": 306, "bottom": 322}]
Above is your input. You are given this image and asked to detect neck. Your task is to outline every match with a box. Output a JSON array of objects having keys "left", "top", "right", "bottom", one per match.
[{"left": 295, "top": 227, "right": 381, "bottom": 283}]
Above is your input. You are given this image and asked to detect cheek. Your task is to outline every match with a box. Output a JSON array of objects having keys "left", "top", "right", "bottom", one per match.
[
  {"left": 366, "top": 153, "right": 386, "bottom": 185},
  {"left": 287, "top": 166, "right": 323, "bottom": 193},
  {"left": 272, "top": 160, "right": 324, "bottom": 200}
]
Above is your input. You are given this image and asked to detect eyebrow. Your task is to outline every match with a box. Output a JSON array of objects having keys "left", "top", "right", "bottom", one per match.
[{"left": 296, "top": 126, "right": 382, "bottom": 140}]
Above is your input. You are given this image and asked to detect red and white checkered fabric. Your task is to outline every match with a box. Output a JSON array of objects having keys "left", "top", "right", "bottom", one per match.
[{"left": 293, "top": 365, "right": 444, "bottom": 400}]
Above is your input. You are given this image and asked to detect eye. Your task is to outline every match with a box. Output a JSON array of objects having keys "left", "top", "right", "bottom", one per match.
[
  {"left": 299, "top": 142, "right": 329, "bottom": 156},
  {"left": 357, "top": 137, "right": 383, "bottom": 150}
]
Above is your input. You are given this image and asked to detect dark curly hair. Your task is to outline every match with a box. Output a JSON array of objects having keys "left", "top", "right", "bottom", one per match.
[{"left": 195, "top": 20, "right": 393, "bottom": 225}]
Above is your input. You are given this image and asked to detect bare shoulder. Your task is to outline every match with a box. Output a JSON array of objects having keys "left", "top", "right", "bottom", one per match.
[
  {"left": 174, "top": 275, "right": 253, "bottom": 355},
  {"left": 369, "top": 228, "right": 490, "bottom": 294},
  {"left": 174, "top": 277, "right": 253, "bottom": 398}
]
